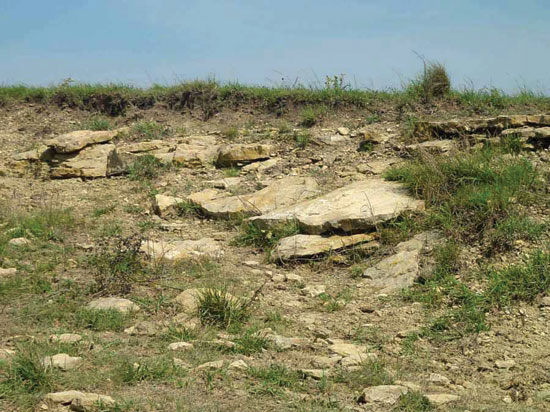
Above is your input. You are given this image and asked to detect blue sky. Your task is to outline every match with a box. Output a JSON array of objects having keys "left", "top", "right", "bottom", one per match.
[{"left": 1, "top": 0, "right": 548, "bottom": 92}]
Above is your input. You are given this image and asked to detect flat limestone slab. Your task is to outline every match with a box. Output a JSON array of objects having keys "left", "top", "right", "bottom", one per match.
[
  {"left": 250, "top": 178, "right": 424, "bottom": 235},
  {"left": 189, "top": 176, "right": 319, "bottom": 219},
  {"left": 141, "top": 238, "right": 223, "bottom": 261},
  {"left": 49, "top": 143, "right": 125, "bottom": 178},
  {"left": 45, "top": 130, "right": 121, "bottom": 154},
  {"left": 273, "top": 233, "right": 375, "bottom": 261},
  {"left": 216, "top": 144, "right": 272, "bottom": 167}
]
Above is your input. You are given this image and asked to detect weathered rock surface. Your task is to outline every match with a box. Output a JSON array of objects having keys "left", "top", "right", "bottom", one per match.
[
  {"left": 188, "top": 176, "right": 319, "bottom": 219},
  {"left": 273, "top": 233, "right": 375, "bottom": 261},
  {"left": 426, "top": 393, "right": 459, "bottom": 405},
  {"left": 415, "top": 114, "right": 550, "bottom": 138},
  {"left": 49, "top": 333, "right": 82, "bottom": 344},
  {"left": 45, "top": 130, "right": 121, "bottom": 154},
  {"left": 405, "top": 139, "right": 456, "bottom": 155},
  {"left": 50, "top": 143, "right": 125, "bottom": 178},
  {"left": 87, "top": 297, "right": 139, "bottom": 313},
  {"left": 12, "top": 145, "right": 54, "bottom": 162},
  {"left": 168, "top": 342, "right": 194, "bottom": 351},
  {"left": 42, "top": 353, "right": 82, "bottom": 371},
  {"left": 216, "top": 144, "right": 272, "bottom": 167},
  {"left": 141, "top": 238, "right": 223, "bottom": 261},
  {"left": 358, "top": 385, "right": 409, "bottom": 404},
  {"left": 241, "top": 158, "right": 279, "bottom": 174},
  {"left": 328, "top": 342, "right": 367, "bottom": 357},
  {"left": 0, "top": 267, "right": 17, "bottom": 276},
  {"left": 0, "top": 348, "right": 16, "bottom": 359},
  {"left": 250, "top": 178, "right": 424, "bottom": 235},
  {"left": 45, "top": 390, "right": 115, "bottom": 409},
  {"left": 362, "top": 231, "right": 442, "bottom": 293},
  {"left": 152, "top": 194, "right": 184, "bottom": 218}
]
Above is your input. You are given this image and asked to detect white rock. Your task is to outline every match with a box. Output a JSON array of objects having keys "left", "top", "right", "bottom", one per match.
[
  {"left": 358, "top": 385, "right": 409, "bottom": 404},
  {"left": 49, "top": 333, "right": 82, "bottom": 344},
  {"left": 302, "top": 285, "right": 326, "bottom": 297},
  {"left": 168, "top": 342, "right": 194, "bottom": 351},
  {"left": 228, "top": 360, "right": 249, "bottom": 371},
  {"left": 8, "top": 237, "right": 30, "bottom": 246},
  {"left": 87, "top": 297, "right": 139, "bottom": 313},
  {"left": 195, "top": 360, "right": 224, "bottom": 371},
  {"left": 141, "top": 238, "right": 223, "bottom": 262},
  {"left": 42, "top": 353, "right": 82, "bottom": 371},
  {"left": 0, "top": 267, "right": 17, "bottom": 276}
]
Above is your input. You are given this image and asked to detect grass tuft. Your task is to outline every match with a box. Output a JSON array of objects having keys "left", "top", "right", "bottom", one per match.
[{"left": 196, "top": 289, "right": 250, "bottom": 329}]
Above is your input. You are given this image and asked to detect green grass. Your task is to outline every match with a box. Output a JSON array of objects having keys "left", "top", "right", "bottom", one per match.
[
  {"left": 74, "top": 308, "right": 129, "bottom": 331},
  {"left": 248, "top": 364, "right": 299, "bottom": 396},
  {"left": 196, "top": 289, "right": 250, "bottom": 329},
  {"left": 81, "top": 115, "right": 112, "bottom": 130},
  {"left": 115, "top": 356, "right": 187, "bottom": 385},
  {"left": 232, "top": 220, "right": 299, "bottom": 251},
  {"left": 293, "top": 130, "right": 312, "bottom": 149},
  {"left": 393, "top": 391, "right": 434, "bottom": 412},
  {"left": 230, "top": 329, "right": 269, "bottom": 355},
  {"left": 127, "top": 155, "right": 172, "bottom": 181},
  {"left": 2, "top": 79, "right": 549, "bottom": 118},
  {"left": 131, "top": 120, "right": 168, "bottom": 141},
  {"left": 333, "top": 359, "right": 393, "bottom": 390},
  {"left": 385, "top": 145, "right": 544, "bottom": 248}
]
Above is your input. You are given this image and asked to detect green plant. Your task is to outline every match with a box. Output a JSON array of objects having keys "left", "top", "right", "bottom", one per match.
[
  {"left": 176, "top": 200, "right": 203, "bottom": 217},
  {"left": 88, "top": 234, "right": 145, "bottom": 295},
  {"left": 131, "top": 120, "right": 168, "bottom": 140},
  {"left": 232, "top": 220, "right": 299, "bottom": 251},
  {"left": 248, "top": 364, "right": 298, "bottom": 396},
  {"left": 74, "top": 308, "right": 129, "bottom": 331},
  {"left": 221, "top": 126, "right": 239, "bottom": 140},
  {"left": 406, "top": 61, "right": 451, "bottom": 102},
  {"left": 299, "top": 106, "right": 324, "bottom": 127},
  {"left": 223, "top": 167, "right": 240, "bottom": 177},
  {"left": 1, "top": 343, "right": 54, "bottom": 394},
  {"left": 196, "top": 289, "right": 250, "bottom": 329},
  {"left": 393, "top": 391, "right": 434, "bottom": 411},
  {"left": 294, "top": 131, "right": 312, "bottom": 149},
  {"left": 91, "top": 204, "right": 116, "bottom": 217},
  {"left": 82, "top": 116, "right": 111, "bottom": 131},
  {"left": 334, "top": 359, "right": 393, "bottom": 390},
  {"left": 116, "top": 357, "right": 186, "bottom": 384},
  {"left": 231, "top": 329, "right": 269, "bottom": 355},
  {"left": 127, "top": 155, "right": 171, "bottom": 181}
]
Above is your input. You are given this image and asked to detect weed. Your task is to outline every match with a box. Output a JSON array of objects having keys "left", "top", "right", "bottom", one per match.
[
  {"left": 91, "top": 205, "right": 116, "bottom": 217},
  {"left": 334, "top": 359, "right": 393, "bottom": 390},
  {"left": 487, "top": 214, "right": 545, "bottom": 252},
  {"left": 74, "top": 308, "right": 128, "bottom": 331},
  {"left": 1, "top": 206, "right": 75, "bottom": 243},
  {"left": 88, "top": 234, "right": 145, "bottom": 295},
  {"left": 393, "top": 391, "right": 434, "bottom": 411},
  {"left": 299, "top": 106, "right": 324, "bottom": 127},
  {"left": 176, "top": 200, "right": 203, "bottom": 217},
  {"left": 294, "top": 130, "right": 312, "bottom": 149},
  {"left": 248, "top": 364, "right": 298, "bottom": 396},
  {"left": 131, "top": 120, "right": 168, "bottom": 141},
  {"left": 406, "top": 61, "right": 450, "bottom": 103},
  {"left": 221, "top": 126, "right": 239, "bottom": 140},
  {"left": 116, "top": 357, "right": 186, "bottom": 384},
  {"left": 1, "top": 343, "right": 54, "bottom": 393},
  {"left": 233, "top": 220, "right": 299, "bottom": 251},
  {"left": 162, "top": 326, "right": 197, "bottom": 343},
  {"left": 196, "top": 289, "right": 250, "bottom": 329},
  {"left": 127, "top": 155, "right": 171, "bottom": 181},
  {"left": 231, "top": 329, "right": 269, "bottom": 355},
  {"left": 82, "top": 116, "right": 111, "bottom": 131},
  {"left": 317, "top": 290, "right": 351, "bottom": 312},
  {"left": 222, "top": 167, "right": 240, "bottom": 177},
  {"left": 500, "top": 133, "right": 524, "bottom": 155}
]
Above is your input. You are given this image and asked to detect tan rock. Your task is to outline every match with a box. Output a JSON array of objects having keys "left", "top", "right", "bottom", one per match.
[
  {"left": 241, "top": 158, "right": 279, "bottom": 173},
  {"left": 152, "top": 194, "right": 184, "bottom": 218},
  {"left": 141, "top": 238, "right": 223, "bottom": 262},
  {"left": 329, "top": 343, "right": 367, "bottom": 357},
  {"left": 87, "top": 297, "right": 139, "bottom": 313},
  {"left": 50, "top": 143, "right": 125, "bottom": 178},
  {"left": 45, "top": 130, "right": 120, "bottom": 154},
  {"left": 216, "top": 144, "right": 272, "bottom": 167},
  {"left": 168, "top": 342, "right": 194, "bottom": 351},
  {"left": 153, "top": 143, "right": 218, "bottom": 168},
  {"left": 195, "top": 360, "right": 224, "bottom": 371},
  {"left": 188, "top": 176, "right": 319, "bottom": 219},
  {"left": 49, "top": 333, "right": 83, "bottom": 344},
  {"left": 405, "top": 140, "right": 456, "bottom": 155},
  {"left": 228, "top": 360, "right": 249, "bottom": 371},
  {"left": 266, "top": 334, "right": 308, "bottom": 350},
  {"left": 273, "top": 233, "right": 375, "bottom": 261},
  {"left": 0, "top": 348, "right": 16, "bottom": 360},
  {"left": 0, "top": 267, "right": 17, "bottom": 276},
  {"left": 42, "top": 353, "right": 82, "bottom": 371},
  {"left": 340, "top": 353, "right": 378, "bottom": 367},
  {"left": 358, "top": 385, "right": 409, "bottom": 404},
  {"left": 362, "top": 231, "right": 441, "bottom": 293},
  {"left": 12, "top": 145, "right": 54, "bottom": 162},
  {"left": 45, "top": 390, "right": 115, "bottom": 409},
  {"left": 300, "top": 369, "right": 330, "bottom": 379},
  {"left": 250, "top": 178, "right": 424, "bottom": 235},
  {"left": 8, "top": 237, "right": 30, "bottom": 246},
  {"left": 426, "top": 393, "right": 459, "bottom": 405}
]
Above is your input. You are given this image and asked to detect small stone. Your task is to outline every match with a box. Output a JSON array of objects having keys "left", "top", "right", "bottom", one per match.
[
  {"left": 302, "top": 285, "right": 326, "bottom": 297},
  {"left": 152, "top": 194, "right": 184, "bottom": 218},
  {"left": 87, "top": 297, "right": 139, "bottom": 313},
  {"left": 358, "top": 385, "right": 409, "bottom": 404},
  {"left": 429, "top": 373, "right": 451, "bottom": 385},
  {"left": 8, "top": 237, "right": 30, "bottom": 246},
  {"left": 168, "top": 342, "right": 194, "bottom": 351},
  {"left": 0, "top": 267, "right": 17, "bottom": 276},
  {"left": 312, "top": 356, "right": 341, "bottom": 369},
  {"left": 124, "top": 320, "right": 156, "bottom": 336},
  {"left": 426, "top": 394, "right": 459, "bottom": 405},
  {"left": 228, "top": 360, "right": 249, "bottom": 371},
  {"left": 44, "top": 391, "right": 115, "bottom": 409},
  {"left": 50, "top": 333, "right": 82, "bottom": 344},
  {"left": 329, "top": 343, "right": 367, "bottom": 357},
  {"left": 173, "top": 358, "right": 192, "bottom": 369},
  {"left": 299, "top": 369, "right": 330, "bottom": 380},
  {"left": 495, "top": 360, "right": 516, "bottom": 369},
  {"left": 341, "top": 353, "right": 378, "bottom": 367},
  {"left": 0, "top": 348, "right": 16, "bottom": 359},
  {"left": 540, "top": 296, "right": 550, "bottom": 307},
  {"left": 285, "top": 273, "right": 304, "bottom": 283},
  {"left": 42, "top": 353, "right": 82, "bottom": 371},
  {"left": 267, "top": 334, "right": 308, "bottom": 350},
  {"left": 244, "top": 260, "right": 260, "bottom": 267},
  {"left": 337, "top": 127, "right": 350, "bottom": 136},
  {"left": 195, "top": 360, "right": 224, "bottom": 371}
]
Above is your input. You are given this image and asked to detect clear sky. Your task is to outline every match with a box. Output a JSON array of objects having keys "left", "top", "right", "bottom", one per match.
[{"left": 1, "top": 0, "right": 548, "bottom": 92}]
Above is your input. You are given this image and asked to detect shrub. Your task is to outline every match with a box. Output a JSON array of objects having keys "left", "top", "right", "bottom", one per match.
[
  {"left": 88, "top": 234, "right": 145, "bottom": 295},
  {"left": 393, "top": 391, "right": 434, "bottom": 411},
  {"left": 196, "top": 288, "right": 250, "bottom": 329}
]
